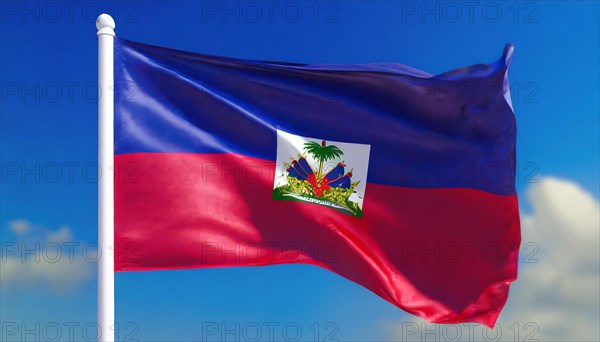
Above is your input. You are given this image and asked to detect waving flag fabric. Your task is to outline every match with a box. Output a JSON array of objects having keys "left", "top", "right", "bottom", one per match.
[{"left": 114, "top": 38, "right": 520, "bottom": 327}]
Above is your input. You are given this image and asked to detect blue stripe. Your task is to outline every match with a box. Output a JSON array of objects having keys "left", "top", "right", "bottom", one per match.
[{"left": 115, "top": 38, "right": 516, "bottom": 195}]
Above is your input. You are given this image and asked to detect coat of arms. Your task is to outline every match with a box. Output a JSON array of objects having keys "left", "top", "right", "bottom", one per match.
[{"left": 273, "top": 130, "right": 371, "bottom": 218}]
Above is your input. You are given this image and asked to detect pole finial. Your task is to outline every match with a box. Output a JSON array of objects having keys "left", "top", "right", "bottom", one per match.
[{"left": 96, "top": 14, "right": 115, "bottom": 36}]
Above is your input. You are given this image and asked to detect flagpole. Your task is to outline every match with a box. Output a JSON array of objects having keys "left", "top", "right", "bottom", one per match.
[{"left": 97, "top": 13, "right": 115, "bottom": 342}]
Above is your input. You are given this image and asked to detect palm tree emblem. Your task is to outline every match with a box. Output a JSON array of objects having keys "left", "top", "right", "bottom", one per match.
[
  {"left": 303, "top": 140, "right": 343, "bottom": 182},
  {"left": 273, "top": 137, "right": 365, "bottom": 218}
]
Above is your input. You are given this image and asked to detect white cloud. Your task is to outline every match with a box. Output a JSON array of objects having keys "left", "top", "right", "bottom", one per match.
[
  {"left": 388, "top": 177, "right": 600, "bottom": 341},
  {"left": 8, "top": 219, "right": 31, "bottom": 235},
  {"left": 45, "top": 225, "right": 75, "bottom": 244},
  {"left": 1, "top": 222, "right": 94, "bottom": 293},
  {"left": 501, "top": 177, "right": 599, "bottom": 341}
]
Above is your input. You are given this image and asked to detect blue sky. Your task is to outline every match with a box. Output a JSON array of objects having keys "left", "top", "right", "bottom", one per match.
[{"left": 1, "top": 1, "right": 599, "bottom": 341}]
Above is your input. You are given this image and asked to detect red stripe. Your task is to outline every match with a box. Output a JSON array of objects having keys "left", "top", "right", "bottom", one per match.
[{"left": 115, "top": 152, "right": 520, "bottom": 327}]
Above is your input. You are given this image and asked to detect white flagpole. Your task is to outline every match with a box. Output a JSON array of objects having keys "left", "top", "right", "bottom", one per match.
[{"left": 96, "top": 13, "right": 115, "bottom": 342}]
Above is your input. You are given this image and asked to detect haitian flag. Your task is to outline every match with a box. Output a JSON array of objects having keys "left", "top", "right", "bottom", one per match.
[{"left": 114, "top": 38, "right": 520, "bottom": 327}]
